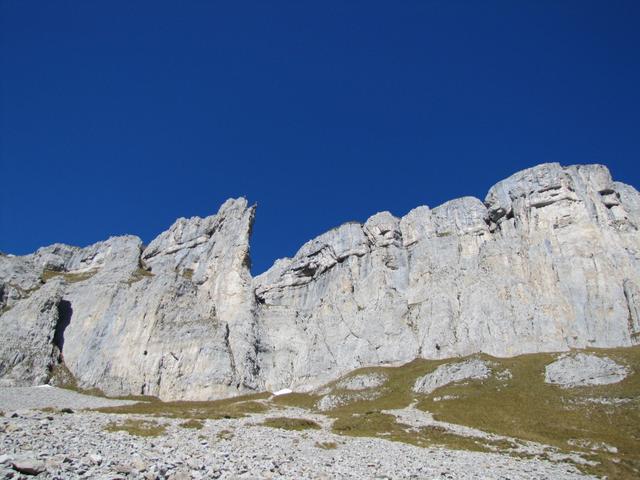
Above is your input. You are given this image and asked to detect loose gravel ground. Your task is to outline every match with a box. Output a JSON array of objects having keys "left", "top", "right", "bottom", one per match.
[
  {"left": 0, "top": 387, "right": 137, "bottom": 411},
  {"left": 0, "top": 388, "right": 595, "bottom": 479}
]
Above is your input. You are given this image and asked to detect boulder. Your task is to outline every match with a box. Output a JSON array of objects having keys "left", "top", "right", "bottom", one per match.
[
  {"left": 413, "top": 359, "right": 491, "bottom": 394},
  {"left": 12, "top": 458, "right": 46, "bottom": 475},
  {"left": 544, "top": 353, "right": 629, "bottom": 388}
]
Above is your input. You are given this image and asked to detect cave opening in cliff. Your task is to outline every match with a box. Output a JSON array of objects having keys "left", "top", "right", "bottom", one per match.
[{"left": 53, "top": 299, "right": 73, "bottom": 355}]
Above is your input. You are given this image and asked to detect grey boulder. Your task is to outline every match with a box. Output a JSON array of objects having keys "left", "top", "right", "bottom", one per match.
[
  {"left": 544, "top": 353, "right": 629, "bottom": 388},
  {"left": 413, "top": 359, "right": 491, "bottom": 395}
]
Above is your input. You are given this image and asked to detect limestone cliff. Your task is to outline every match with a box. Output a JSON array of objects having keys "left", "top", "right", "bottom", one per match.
[
  {"left": 1, "top": 163, "right": 639, "bottom": 400},
  {"left": 0, "top": 199, "right": 257, "bottom": 399}
]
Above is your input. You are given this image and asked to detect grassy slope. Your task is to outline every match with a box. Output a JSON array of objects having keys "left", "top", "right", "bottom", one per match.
[
  {"left": 268, "top": 346, "right": 640, "bottom": 479},
  {"left": 84, "top": 346, "right": 639, "bottom": 479},
  {"left": 419, "top": 347, "right": 640, "bottom": 479}
]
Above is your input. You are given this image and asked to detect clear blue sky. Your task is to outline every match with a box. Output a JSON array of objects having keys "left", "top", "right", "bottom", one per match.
[{"left": 1, "top": 1, "right": 639, "bottom": 274}]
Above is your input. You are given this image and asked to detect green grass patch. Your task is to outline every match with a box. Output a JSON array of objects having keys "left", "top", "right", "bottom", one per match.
[
  {"left": 332, "top": 411, "right": 405, "bottom": 437},
  {"left": 331, "top": 410, "right": 500, "bottom": 453},
  {"left": 105, "top": 419, "right": 166, "bottom": 437},
  {"left": 95, "top": 393, "right": 270, "bottom": 419},
  {"left": 271, "top": 392, "right": 321, "bottom": 410},
  {"left": 180, "top": 419, "right": 204, "bottom": 430},
  {"left": 307, "top": 346, "right": 640, "bottom": 479},
  {"left": 264, "top": 359, "right": 498, "bottom": 451},
  {"left": 262, "top": 417, "right": 321, "bottom": 431},
  {"left": 417, "top": 346, "right": 640, "bottom": 479}
]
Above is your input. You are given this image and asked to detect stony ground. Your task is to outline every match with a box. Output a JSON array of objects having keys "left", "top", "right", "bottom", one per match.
[
  {"left": 0, "top": 387, "right": 594, "bottom": 480},
  {"left": 0, "top": 386, "right": 137, "bottom": 411}
]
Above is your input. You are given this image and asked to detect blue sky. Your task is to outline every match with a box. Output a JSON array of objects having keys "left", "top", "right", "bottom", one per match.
[{"left": 1, "top": 1, "right": 639, "bottom": 274}]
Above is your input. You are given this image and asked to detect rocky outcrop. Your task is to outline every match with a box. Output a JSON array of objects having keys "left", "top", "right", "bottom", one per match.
[
  {"left": 413, "top": 360, "right": 491, "bottom": 395},
  {"left": 315, "top": 372, "right": 388, "bottom": 411},
  {"left": 0, "top": 280, "right": 65, "bottom": 386},
  {"left": 336, "top": 373, "right": 387, "bottom": 391},
  {"left": 1, "top": 163, "right": 640, "bottom": 400},
  {"left": 0, "top": 199, "right": 257, "bottom": 400},
  {"left": 544, "top": 353, "right": 629, "bottom": 387},
  {"left": 316, "top": 390, "right": 381, "bottom": 411}
]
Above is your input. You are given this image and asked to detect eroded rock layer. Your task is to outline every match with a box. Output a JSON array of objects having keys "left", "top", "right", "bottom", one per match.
[{"left": 1, "top": 163, "right": 639, "bottom": 399}]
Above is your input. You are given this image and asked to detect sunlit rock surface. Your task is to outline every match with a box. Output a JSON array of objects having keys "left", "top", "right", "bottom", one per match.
[
  {"left": 544, "top": 353, "right": 629, "bottom": 387},
  {"left": 412, "top": 360, "right": 491, "bottom": 395},
  {"left": 1, "top": 163, "right": 639, "bottom": 400}
]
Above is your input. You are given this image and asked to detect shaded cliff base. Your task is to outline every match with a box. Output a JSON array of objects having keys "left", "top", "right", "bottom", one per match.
[{"left": 26, "top": 344, "right": 638, "bottom": 479}]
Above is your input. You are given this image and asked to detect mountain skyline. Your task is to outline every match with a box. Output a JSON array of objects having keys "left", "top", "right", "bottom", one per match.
[{"left": 2, "top": 1, "right": 639, "bottom": 275}]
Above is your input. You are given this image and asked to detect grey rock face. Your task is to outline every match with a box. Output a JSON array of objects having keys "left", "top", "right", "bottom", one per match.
[
  {"left": 254, "top": 163, "right": 640, "bottom": 392},
  {"left": 544, "top": 353, "right": 629, "bottom": 387},
  {"left": 0, "top": 280, "right": 65, "bottom": 386},
  {"left": 1, "top": 199, "right": 257, "bottom": 400},
  {"left": 413, "top": 359, "right": 491, "bottom": 395},
  {"left": 59, "top": 199, "right": 258, "bottom": 400},
  {"left": 1, "top": 163, "right": 640, "bottom": 400}
]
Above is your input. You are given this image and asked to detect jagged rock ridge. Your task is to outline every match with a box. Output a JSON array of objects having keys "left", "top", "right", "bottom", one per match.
[{"left": 1, "top": 163, "right": 639, "bottom": 400}]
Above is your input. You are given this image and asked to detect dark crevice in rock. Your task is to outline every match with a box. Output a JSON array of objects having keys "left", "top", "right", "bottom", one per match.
[
  {"left": 53, "top": 299, "right": 73, "bottom": 355},
  {"left": 293, "top": 263, "right": 318, "bottom": 277},
  {"left": 537, "top": 185, "right": 563, "bottom": 194},
  {"left": 254, "top": 292, "right": 266, "bottom": 305}
]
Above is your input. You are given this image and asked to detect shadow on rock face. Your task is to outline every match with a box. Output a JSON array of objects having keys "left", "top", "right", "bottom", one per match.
[{"left": 53, "top": 300, "right": 73, "bottom": 354}]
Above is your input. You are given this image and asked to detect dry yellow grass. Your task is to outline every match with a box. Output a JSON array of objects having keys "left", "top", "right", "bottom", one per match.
[
  {"left": 41, "top": 269, "right": 97, "bottom": 283},
  {"left": 104, "top": 419, "right": 166, "bottom": 437},
  {"left": 271, "top": 346, "right": 640, "bottom": 478},
  {"left": 96, "top": 394, "right": 269, "bottom": 419},
  {"left": 261, "top": 417, "right": 321, "bottom": 431}
]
